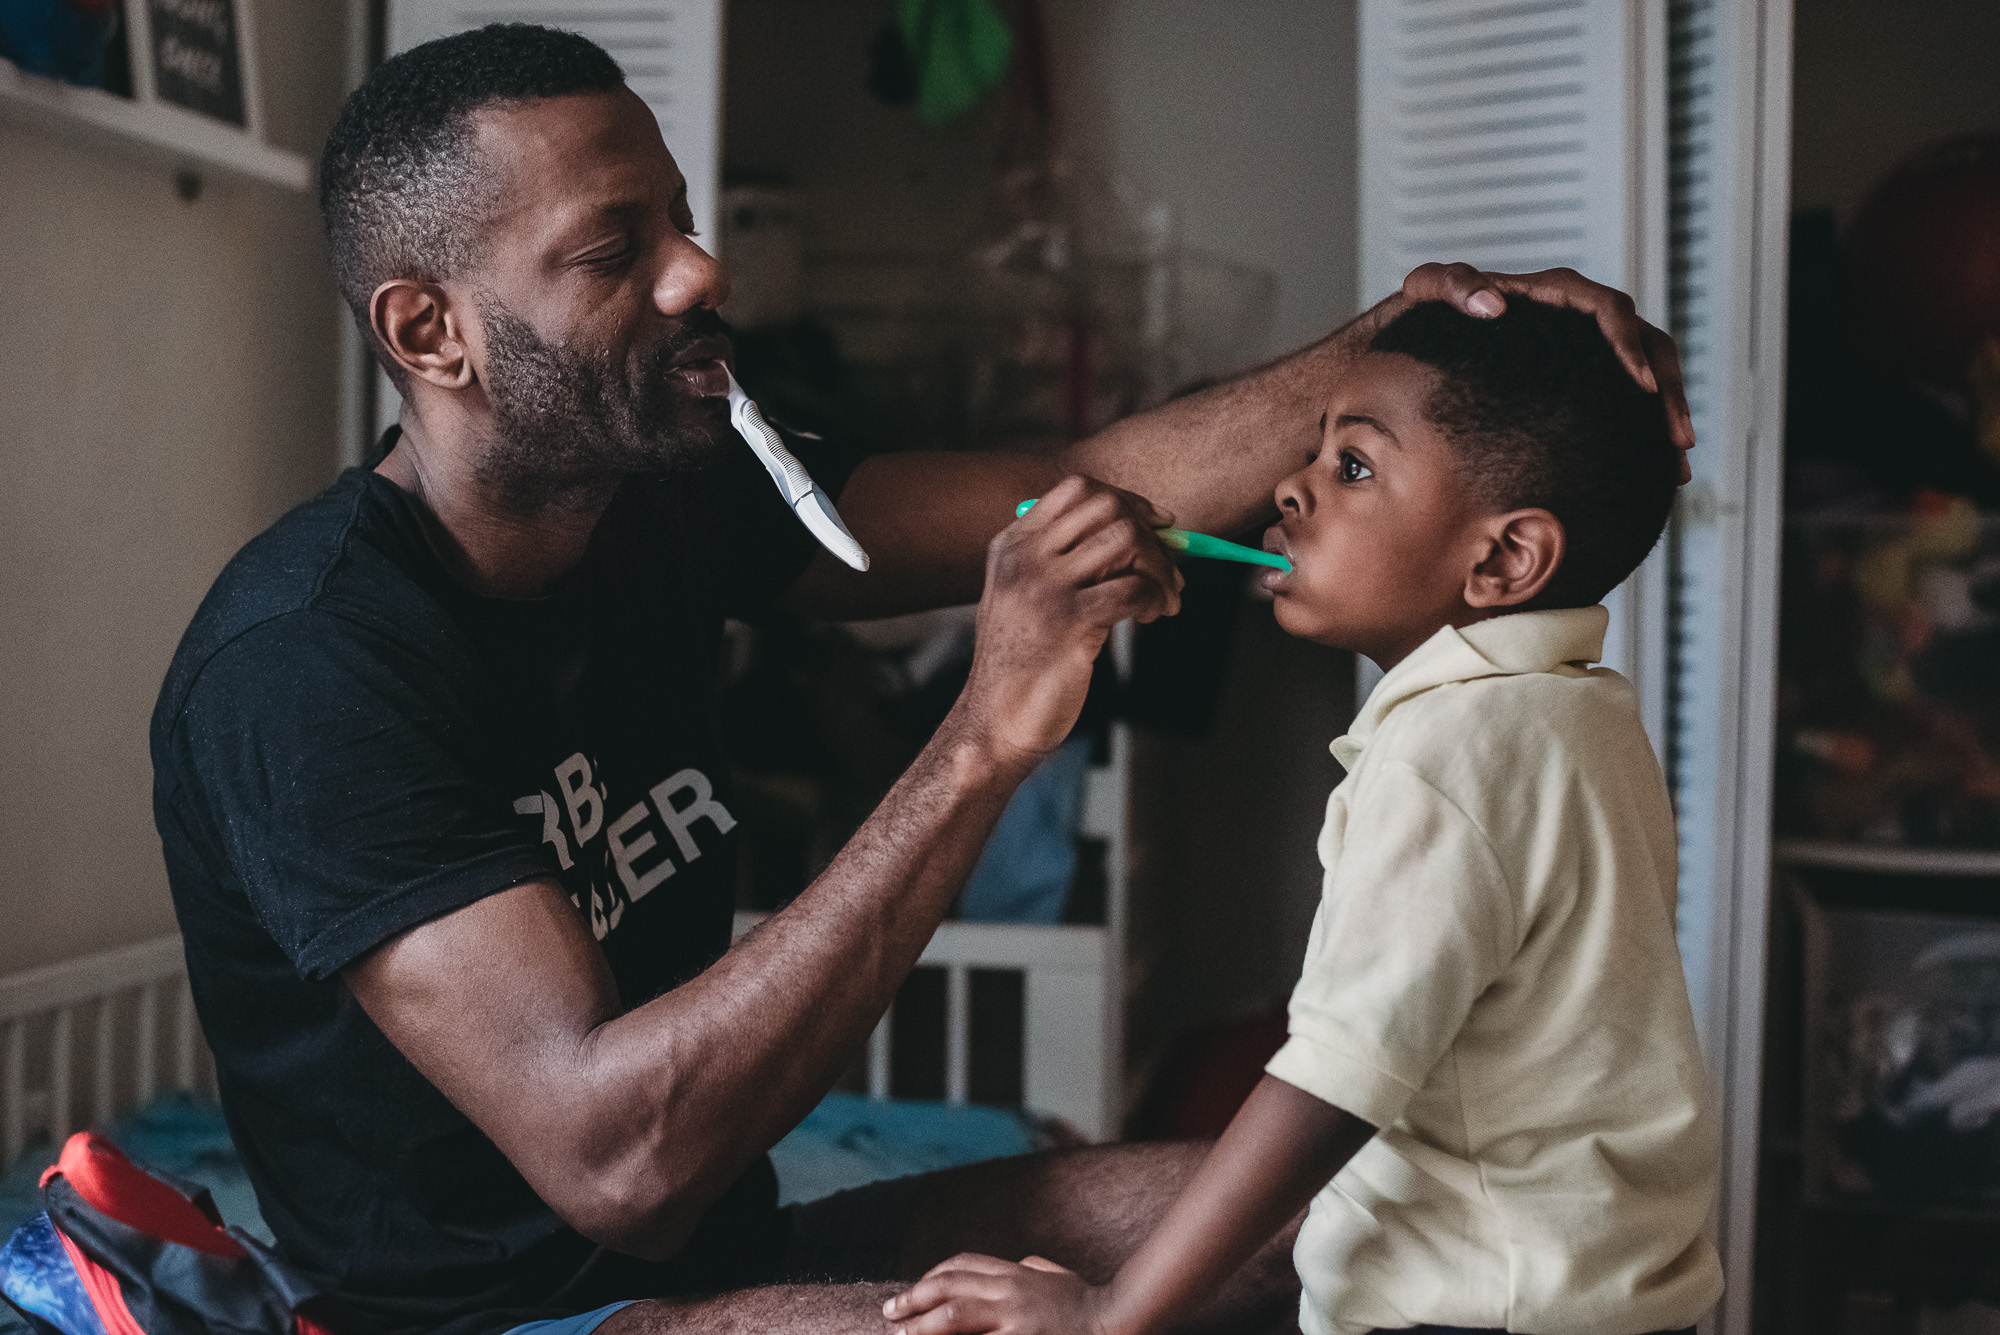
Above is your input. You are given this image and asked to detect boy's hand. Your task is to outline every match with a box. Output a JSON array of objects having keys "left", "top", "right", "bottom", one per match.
[
  {"left": 1398, "top": 261, "right": 1697, "bottom": 479},
  {"left": 884, "top": 1254, "right": 1111, "bottom": 1335}
]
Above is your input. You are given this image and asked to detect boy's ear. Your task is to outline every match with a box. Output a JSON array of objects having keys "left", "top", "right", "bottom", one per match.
[{"left": 1464, "top": 508, "right": 1565, "bottom": 609}]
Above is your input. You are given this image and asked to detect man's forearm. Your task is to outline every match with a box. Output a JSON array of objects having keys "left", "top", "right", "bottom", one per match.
[
  {"left": 1061, "top": 300, "right": 1395, "bottom": 537},
  {"left": 579, "top": 704, "right": 1036, "bottom": 1250}
]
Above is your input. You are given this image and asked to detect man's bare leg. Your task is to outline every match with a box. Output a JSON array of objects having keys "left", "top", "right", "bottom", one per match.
[
  {"left": 595, "top": 1142, "right": 1299, "bottom": 1335},
  {"left": 899, "top": 1142, "right": 1300, "bottom": 1335},
  {"left": 597, "top": 1283, "right": 902, "bottom": 1335}
]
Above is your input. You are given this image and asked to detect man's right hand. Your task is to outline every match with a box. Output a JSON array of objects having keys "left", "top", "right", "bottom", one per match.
[{"left": 952, "top": 475, "right": 1183, "bottom": 766}]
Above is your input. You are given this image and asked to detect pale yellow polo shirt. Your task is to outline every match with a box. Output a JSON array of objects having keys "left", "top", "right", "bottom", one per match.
[{"left": 1266, "top": 607, "right": 1722, "bottom": 1335}]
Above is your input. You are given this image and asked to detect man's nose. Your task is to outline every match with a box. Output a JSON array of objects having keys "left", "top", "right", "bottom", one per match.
[{"left": 652, "top": 234, "right": 731, "bottom": 317}]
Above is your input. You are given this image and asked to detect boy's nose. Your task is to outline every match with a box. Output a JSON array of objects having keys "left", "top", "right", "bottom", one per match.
[{"left": 1275, "top": 473, "right": 1309, "bottom": 515}]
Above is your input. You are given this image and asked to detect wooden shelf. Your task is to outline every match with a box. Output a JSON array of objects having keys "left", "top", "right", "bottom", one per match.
[
  {"left": 0, "top": 56, "right": 309, "bottom": 192},
  {"left": 1775, "top": 838, "right": 2000, "bottom": 878}
]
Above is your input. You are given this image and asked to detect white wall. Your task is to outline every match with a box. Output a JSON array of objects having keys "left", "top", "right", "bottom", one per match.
[
  {"left": 0, "top": 0, "right": 353, "bottom": 976},
  {"left": 1041, "top": 0, "right": 1359, "bottom": 359}
]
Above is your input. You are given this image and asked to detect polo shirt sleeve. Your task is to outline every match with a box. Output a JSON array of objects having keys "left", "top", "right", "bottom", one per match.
[{"left": 1265, "top": 759, "right": 1519, "bottom": 1129}]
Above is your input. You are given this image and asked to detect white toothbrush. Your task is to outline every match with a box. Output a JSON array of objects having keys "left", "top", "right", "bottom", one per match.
[{"left": 725, "top": 367, "right": 870, "bottom": 572}]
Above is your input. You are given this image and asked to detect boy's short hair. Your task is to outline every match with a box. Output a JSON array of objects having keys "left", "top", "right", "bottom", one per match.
[{"left": 1369, "top": 298, "right": 1679, "bottom": 608}]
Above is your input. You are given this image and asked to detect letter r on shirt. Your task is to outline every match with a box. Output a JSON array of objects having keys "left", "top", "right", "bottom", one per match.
[
  {"left": 512, "top": 792, "right": 575, "bottom": 870},
  {"left": 650, "top": 768, "right": 737, "bottom": 862}
]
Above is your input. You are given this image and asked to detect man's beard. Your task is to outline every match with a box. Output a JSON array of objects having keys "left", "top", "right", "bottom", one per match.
[{"left": 474, "top": 295, "right": 730, "bottom": 502}]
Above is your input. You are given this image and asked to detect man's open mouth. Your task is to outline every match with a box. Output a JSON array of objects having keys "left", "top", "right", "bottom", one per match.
[{"left": 665, "top": 337, "right": 734, "bottom": 395}]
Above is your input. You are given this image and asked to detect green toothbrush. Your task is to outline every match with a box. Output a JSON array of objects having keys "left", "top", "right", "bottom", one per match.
[{"left": 1015, "top": 499, "right": 1293, "bottom": 573}]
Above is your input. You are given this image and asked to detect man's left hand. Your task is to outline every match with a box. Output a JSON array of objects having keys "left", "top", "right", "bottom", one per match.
[{"left": 1397, "top": 262, "right": 1696, "bottom": 481}]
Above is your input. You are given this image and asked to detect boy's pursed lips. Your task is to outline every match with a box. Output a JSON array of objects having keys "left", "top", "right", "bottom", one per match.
[{"left": 1262, "top": 524, "right": 1295, "bottom": 589}]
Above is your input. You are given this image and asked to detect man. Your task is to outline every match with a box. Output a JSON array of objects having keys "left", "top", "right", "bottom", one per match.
[{"left": 150, "top": 24, "right": 1693, "bottom": 1335}]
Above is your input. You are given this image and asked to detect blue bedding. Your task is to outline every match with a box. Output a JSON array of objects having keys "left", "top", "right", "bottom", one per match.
[{"left": 0, "top": 1092, "right": 1040, "bottom": 1335}]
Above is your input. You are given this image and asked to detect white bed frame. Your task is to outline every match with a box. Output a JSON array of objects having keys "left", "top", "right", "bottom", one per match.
[
  {"left": 0, "top": 752, "right": 1130, "bottom": 1170},
  {"left": 0, "top": 935, "right": 209, "bottom": 1170}
]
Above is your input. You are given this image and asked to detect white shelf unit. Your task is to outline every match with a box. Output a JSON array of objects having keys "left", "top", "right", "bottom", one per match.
[{"left": 0, "top": 56, "right": 309, "bottom": 191}]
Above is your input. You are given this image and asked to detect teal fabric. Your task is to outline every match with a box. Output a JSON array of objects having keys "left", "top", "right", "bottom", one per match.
[{"left": 768, "top": 1092, "right": 1040, "bottom": 1206}]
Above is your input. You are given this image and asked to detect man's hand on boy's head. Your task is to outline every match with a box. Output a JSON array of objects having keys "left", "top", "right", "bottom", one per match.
[
  {"left": 1397, "top": 262, "right": 1697, "bottom": 482},
  {"left": 884, "top": 1252, "right": 1110, "bottom": 1335}
]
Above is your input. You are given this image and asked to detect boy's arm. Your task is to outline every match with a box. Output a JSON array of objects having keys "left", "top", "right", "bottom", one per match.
[{"left": 885, "top": 1075, "right": 1375, "bottom": 1335}]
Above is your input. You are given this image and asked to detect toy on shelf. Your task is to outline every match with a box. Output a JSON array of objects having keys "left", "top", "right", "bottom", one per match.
[{"left": 1778, "top": 495, "right": 2000, "bottom": 849}]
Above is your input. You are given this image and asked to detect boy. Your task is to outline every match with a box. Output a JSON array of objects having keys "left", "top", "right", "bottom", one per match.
[{"left": 883, "top": 299, "right": 1722, "bottom": 1335}]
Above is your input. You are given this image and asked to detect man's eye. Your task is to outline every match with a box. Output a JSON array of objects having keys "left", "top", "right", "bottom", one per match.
[
  {"left": 1339, "top": 451, "right": 1373, "bottom": 483},
  {"left": 581, "top": 248, "right": 634, "bottom": 272}
]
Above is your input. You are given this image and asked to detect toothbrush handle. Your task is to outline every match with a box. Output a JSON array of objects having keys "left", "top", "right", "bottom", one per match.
[{"left": 1016, "top": 499, "right": 1290, "bottom": 572}]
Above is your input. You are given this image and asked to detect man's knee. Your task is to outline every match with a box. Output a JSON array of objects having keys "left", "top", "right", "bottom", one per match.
[{"left": 597, "top": 1282, "right": 902, "bottom": 1335}]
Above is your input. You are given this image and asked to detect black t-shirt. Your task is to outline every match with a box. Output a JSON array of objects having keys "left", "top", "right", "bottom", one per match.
[{"left": 149, "top": 428, "right": 853, "bottom": 1335}]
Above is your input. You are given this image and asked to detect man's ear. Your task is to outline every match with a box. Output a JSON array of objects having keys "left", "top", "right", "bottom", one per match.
[
  {"left": 1464, "top": 508, "right": 1565, "bottom": 608},
  {"left": 371, "top": 279, "right": 476, "bottom": 392}
]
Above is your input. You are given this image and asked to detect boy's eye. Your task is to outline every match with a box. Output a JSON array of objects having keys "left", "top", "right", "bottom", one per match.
[{"left": 1338, "top": 451, "right": 1373, "bottom": 483}]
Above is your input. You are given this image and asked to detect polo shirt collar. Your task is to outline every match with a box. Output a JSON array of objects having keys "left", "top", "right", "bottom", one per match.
[{"left": 1330, "top": 606, "right": 1609, "bottom": 768}]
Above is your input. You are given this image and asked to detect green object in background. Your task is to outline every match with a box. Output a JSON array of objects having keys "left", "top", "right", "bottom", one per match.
[
  {"left": 897, "top": 0, "right": 1013, "bottom": 128},
  {"left": 1014, "top": 499, "right": 1295, "bottom": 573}
]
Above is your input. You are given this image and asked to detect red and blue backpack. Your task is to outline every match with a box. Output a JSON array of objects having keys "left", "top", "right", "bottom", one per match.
[{"left": 1, "top": 1132, "right": 331, "bottom": 1335}]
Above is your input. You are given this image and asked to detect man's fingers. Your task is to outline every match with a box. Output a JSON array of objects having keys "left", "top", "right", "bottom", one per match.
[
  {"left": 1419, "top": 264, "right": 1693, "bottom": 420},
  {"left": 1065, "top": 529, "right": 1175, "bottom": 623},
  {"left": 1479, "top": 267, "right": 1659, "bottom": 392},
  {"left": 1078, "top": 573, "right": 1164, "bottom": 627},
  {"left": 1065, "top": 520, "right": 1179, "bottom": 616},
  {"left": 1642, "top": 324, "right": 1697, "bottom": 468},
  {"left": 1403, "top": 261, "right": 1505, "bottom": 318},
  {"left": 1042, "top": 490, "right": 1136, "bottom": 559}
]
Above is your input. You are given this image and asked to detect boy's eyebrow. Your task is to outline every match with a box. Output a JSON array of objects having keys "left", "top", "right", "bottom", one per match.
[{"left": 1333, "top": 413, "right": 1401, "bottom": 447}]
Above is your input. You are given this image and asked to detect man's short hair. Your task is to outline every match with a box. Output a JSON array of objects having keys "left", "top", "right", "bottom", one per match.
[
  {"left": 1369, "top": 298, "right": 1679, "bottom": 608},
  {"left": 319, "top": 24, "right": 625, "bottom": 384}
]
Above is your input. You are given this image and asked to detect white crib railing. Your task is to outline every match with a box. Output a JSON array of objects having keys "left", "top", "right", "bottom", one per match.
[
  {"left": 1, "top": 907, "right": 1127, "bottom": 1175},
  {"left": 0, "top": 934, "right": 204, "bottom": 1168},
  {"left": 732, "top": 913, "right": 1121, "bottom": 1141}
]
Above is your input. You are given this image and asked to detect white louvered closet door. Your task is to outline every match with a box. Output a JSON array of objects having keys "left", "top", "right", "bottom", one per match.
[
  {"left": 374, "top": 1, "right": 727, "bottom": 436},
  {"left": 1662, "top": 3, "right": 1791, "bottom": 1333},
  {"left": 1354, "top": 0, "right": 1670, "bottom": 753}
]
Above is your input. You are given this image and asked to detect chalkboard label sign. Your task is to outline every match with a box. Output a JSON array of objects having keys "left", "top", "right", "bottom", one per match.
[{"left": 144, "top": 0, "right": 245, "bottom": 127}]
